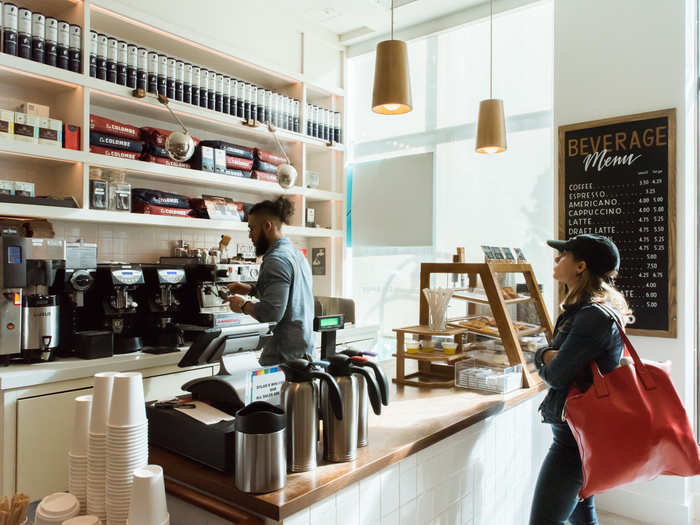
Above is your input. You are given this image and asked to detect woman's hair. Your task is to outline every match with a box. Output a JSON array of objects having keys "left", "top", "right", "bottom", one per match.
[
  {"left": 248, "top": 196, "right": 294, "bottom": 225},
  {"left": 562, "top": 257, "right": 634, "bottom": 325}
]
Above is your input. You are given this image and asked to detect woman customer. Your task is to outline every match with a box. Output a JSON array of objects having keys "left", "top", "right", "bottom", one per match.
[{"left": 529, "top": 234, "right": 633, "bottom": 525}]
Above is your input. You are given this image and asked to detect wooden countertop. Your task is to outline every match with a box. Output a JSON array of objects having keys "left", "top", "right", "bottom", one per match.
[{"left": 150, "top": 377, "right": 546, "bottom": 521}]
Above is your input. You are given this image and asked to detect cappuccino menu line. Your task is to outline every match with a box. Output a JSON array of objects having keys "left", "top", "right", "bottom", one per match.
[{"left": 559, "top": 110, "right": 676, "bottom": 336}]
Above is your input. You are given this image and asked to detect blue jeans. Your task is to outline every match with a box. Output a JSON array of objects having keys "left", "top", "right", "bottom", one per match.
[{"left": 529, "top": 424, "right": 599, "bottom": 525}]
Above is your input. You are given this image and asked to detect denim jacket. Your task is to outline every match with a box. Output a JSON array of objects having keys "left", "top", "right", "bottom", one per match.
[
  {"left": 535, "top": 302, "right": 623, "bottom": 424},
  {"left": 251, "top": 238, "right": 315, "bottom": 365}
]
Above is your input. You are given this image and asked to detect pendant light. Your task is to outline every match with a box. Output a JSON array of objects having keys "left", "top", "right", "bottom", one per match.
[
  {"left": 372, "top": 0, "right": 412, "bottom": 115},
  {"left": 475, "top": 0, "right": 507, "bottom": 154}
]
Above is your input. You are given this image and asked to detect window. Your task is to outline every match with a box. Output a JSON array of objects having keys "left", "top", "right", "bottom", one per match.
[{"left": 346, "top": 1, "right": 554, "bottom": 358}]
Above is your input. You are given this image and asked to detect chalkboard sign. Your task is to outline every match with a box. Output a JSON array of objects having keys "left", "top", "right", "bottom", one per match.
[{"left": 558, "top": 109, "right": 676, "bottom": 338}]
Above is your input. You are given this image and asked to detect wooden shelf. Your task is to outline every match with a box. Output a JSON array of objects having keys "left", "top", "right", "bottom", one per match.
[
  {"left": 88, "top": 81, "right": 343, "bottom": 152},
  {"left": 447, "top": 320, "right": 545, "bottom": 339},
  {"left": 392, "top": 352, "right": 469, "bottom": 364},
  {"left": 0, "top": 203, "right": 343, "bottom": 237},
  {"left": 392, "top": 325, "right": 467, "bottom": 338},
  {"left": 452, "top": 291, "right": 534, "bottom": 306}
]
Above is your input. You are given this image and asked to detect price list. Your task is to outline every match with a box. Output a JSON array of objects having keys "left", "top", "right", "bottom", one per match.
[{"left": 559, "top": 111, "right": 676, "bottom": 336}]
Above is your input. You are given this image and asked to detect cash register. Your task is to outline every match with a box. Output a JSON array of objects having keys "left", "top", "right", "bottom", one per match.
[{"left": 146, "top": 321, "right": 274, "bottom": 472}]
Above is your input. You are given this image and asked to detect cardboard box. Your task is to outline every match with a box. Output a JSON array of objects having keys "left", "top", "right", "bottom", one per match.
[
  {"left": 0, "top": 111, "right": 14, "bottom": 140},
  {"left": 14, "top": 182, "right": 35, "bottom": 197},
  {"left": 214, "top": 148, "right": 226, "bottom": 174},
  {"left": 17, "top": 102, "right": 50, "bottom": 118},
  {"left": 63, "top": 124, "right": 80, "bottom": 150},
  {"left": 14, "top": 113, "right": 37, "bottom": 143},
  {"left": 0, "top": 180, "right": 14, "bottom": 195},
  {"left": 37, "top": 118, "right": 62, "bottom": 147}
]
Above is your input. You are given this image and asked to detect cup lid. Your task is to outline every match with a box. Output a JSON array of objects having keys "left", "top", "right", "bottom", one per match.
[{"left": 38, "top": 492, "right": 79, "bottom": 517}]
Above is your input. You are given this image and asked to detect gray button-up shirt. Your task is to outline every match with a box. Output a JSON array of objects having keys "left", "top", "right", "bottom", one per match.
[{"left": 251, "top": 237, "right": 315, "bottom": 365}]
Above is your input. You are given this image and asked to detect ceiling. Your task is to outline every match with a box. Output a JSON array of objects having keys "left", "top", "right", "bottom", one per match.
[{"left": 271, "top": 0, "right": 487, "bottom": 45}]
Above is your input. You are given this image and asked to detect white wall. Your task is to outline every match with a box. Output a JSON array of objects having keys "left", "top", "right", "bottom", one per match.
[{"left": 554, "top": 0, "right": 697, "bottom": 523}]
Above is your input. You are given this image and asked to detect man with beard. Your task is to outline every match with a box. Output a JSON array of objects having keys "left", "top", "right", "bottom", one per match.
[{"left": 227, "top": 196, "right": 315, "bottom": 365}]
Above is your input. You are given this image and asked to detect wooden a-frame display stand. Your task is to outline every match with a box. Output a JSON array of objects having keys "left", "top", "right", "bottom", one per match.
[{"left": 393, "top": 262, "right": 554, "bottom": 389}]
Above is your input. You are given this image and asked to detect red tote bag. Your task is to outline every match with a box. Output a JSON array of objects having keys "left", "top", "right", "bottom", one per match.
[{"left": 565, "top": 309, "right": 700, "bottom": 499}]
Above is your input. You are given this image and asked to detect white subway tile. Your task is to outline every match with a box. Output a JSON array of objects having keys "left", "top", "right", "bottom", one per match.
[
  {"left": 400, "top": 454, "right": 417, "bottom": 473},
  {"left": 460, "top": 493, "right": 474, "bottom": 525},
  {"left": 310, "top": 496, "right": 336, "bottom": 525},
  {"left": 336, "top": 483, "right": 359, "bottom": 509},
  {"left": 359, "top": 473, "right": 381, "bottom": 524},
  {"left": 284, "top": 508, "right": 310, "bottom": 525},
  {"left": 400, "top": 466, "right": 417, "bottom": 505},
  {"left": 380, "top": 510, "right": 399, "bottom": 525},
  {"left": 381, "top": 465, "right": 400, "bottom": 517},
  {"left": 417, "top": 489, "right": 434, "bottom": 525},
  {"left": 435, "top": 501, "right": 461, "bottom": 525}
]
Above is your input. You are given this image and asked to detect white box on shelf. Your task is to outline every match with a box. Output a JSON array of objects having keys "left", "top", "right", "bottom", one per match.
[
  {"left": 17, "top": 102, "right": 50, "bottom": 118},
  {"left": 14, "top": 182, "right": 35, "bottom": 197},
  {"left": 37, "top": 118, "right": 62, "bottom": 147},
  {"left": 0, "top": 181, "right": 14, "bottom": 195},
  {"left": 0, "top": 110, "right": 14, "bottom": 139},
  {"left": 14, "top": 113, "right": 37, "bottom": 143},
  {"left": 454, "top": 358, "right": 522, "bottom": 394}
]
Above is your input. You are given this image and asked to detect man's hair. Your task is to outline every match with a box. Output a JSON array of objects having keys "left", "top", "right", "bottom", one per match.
[{"left": 249, "top": 196, "right": 294, "bottom": 225}]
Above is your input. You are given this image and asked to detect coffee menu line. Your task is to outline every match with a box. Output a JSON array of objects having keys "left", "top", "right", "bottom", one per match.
[{"left": 558, "top": 109, "right": 677, "bottom": 338}]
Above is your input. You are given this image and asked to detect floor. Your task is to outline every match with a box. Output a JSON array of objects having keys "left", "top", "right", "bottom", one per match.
[{"left": 598, "top": 511, "right": 700, "bottom": 525}]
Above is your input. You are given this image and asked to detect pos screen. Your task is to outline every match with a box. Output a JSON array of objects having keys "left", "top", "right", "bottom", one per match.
[{"left": 314, "top": 314, "right": 344, "bottom": 331}]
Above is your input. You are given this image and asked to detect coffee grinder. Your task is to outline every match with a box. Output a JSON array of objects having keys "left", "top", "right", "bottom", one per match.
[
  {"left": 22, "top": 238, "right": 66, "bottom": 362},
  {"left": 92, "top": 264, "right": 145, "bottom": 354},
  {"left": 52, "top": 241, "right": 98, "bottom": 356},
  {"left": 0, "top": 234, "right": 27, "bottom": 365},
  {"left": 138, "top": 265, "right": 187, "bottom": 353}
]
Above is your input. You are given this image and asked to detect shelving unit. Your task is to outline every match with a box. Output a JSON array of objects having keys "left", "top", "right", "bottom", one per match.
[
  {"left": 0, "top": 0, "right": 347, "bottom": 295},
  {"left": 393, "top": 262, "right": 554, "bottom": 389}
]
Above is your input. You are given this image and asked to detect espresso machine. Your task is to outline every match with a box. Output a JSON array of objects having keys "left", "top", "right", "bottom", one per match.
[
  {"left": 137, "top": 265, "right": 187, "bottom": 353},
  {"left": 90, "top": 264, "right": 145, "bottom": 354},
  {"left": 52, "top": 241, "right": 98, "bottom": 356},
  {"left": 22, "top": 238, "right": 66, "bottom": 362}
]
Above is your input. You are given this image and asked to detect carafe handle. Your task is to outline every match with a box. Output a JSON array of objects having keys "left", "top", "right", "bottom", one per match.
[
  {"left": 312, "top": 370, "right": 343, "bottom": 420},
  {"left": 350, "top": 366, "right": 382, "bottom": 415},
  {"left": 350, "top": 357, "right": 389, "bottom": 406}
]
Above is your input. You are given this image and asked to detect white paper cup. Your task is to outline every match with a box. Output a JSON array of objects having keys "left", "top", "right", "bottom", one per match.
[
  {"left": 70, "top": 395, "right": 93, "bottom": 455},
  {"left": 90, "top": 372, "right": 119, "bottom": 434},
  {"left": 127, "top": 465, "right": 168, "bottom": 525},
  {"left": 108, "top": 373, "right": 146, "bottom": 428}
]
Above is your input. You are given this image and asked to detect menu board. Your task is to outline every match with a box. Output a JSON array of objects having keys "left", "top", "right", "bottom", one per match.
[{"left": 558, "top": 109, "right": 676, "bottom": 338}]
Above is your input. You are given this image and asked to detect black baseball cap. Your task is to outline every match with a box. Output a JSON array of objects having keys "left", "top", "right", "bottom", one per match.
[{"left": 547, "top": 234, "right": 620, "bottom": 277}]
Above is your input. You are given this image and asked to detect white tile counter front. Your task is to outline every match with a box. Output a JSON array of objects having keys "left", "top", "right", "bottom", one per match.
[{"left": 272, "top": 393, "right": 548, "bottom": 525}]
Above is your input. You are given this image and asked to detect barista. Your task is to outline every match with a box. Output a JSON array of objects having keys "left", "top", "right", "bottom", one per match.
[{"left": 227, "top": 197, "right": 315, "bottom": 365}]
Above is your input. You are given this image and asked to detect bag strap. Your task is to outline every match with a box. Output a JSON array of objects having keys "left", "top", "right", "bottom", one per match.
[{"left": 591, "top": 303, "right": 657, "bottom": 392}]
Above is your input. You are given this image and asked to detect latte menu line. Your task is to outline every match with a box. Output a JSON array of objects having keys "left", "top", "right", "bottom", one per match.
[{"left": 558, "top": 109, "right": 677, "bottom": 338}]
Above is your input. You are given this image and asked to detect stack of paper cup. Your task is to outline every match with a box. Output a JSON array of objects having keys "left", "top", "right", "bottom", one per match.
[
  {"left": 88, "top": 372, "right": 119, "bottom": 522},
  {"left": 106, "top": 372, "right": 148, "bottom": 525},
  {"left": 69, "top": 395, "right": 92, "bottom": 514},
  {"left": 126, "top": 465, "right": 169, "bottom": 525}
]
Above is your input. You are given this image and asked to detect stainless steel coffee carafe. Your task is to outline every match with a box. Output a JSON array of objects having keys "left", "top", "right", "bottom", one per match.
[
  {"left": 341, "top": 351, "right": 390, "bottom": 447},
  {"left": 321, "top": 354, "right": 382, "bottom": 462},
  {"left": 280, "top": 358, "right": 343, "bottom": 472},
  {"left": 234, "top": 401, "right": 287, "bottom": 494}
]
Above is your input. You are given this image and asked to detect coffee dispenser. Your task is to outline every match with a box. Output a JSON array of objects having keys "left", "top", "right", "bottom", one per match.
[
  {"left": 91, "top": 264, "right": 145, "bottom": 353},
  {"left": 280, "top": 358, "right": 343, "bottom": 472},
  {"left": 0, "top": 234, "right": 27, "bottom": 365},
  {"left": 22, "top": 238, "right": 66, "bottom": 362},
  {"left": 321, "top": 354, "right": 382, "bottom": 462}
]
